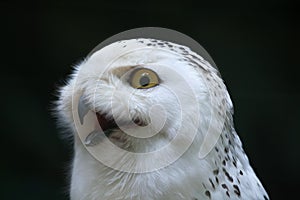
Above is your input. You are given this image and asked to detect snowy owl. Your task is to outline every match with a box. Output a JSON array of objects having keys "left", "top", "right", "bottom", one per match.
[{"left": 57, "top": 35, "right": 269, "bottom": 200}]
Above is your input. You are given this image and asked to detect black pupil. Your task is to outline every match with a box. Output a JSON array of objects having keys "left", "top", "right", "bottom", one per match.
[{"left": 139, "top": 75, "right": 150, "bottom": 87}]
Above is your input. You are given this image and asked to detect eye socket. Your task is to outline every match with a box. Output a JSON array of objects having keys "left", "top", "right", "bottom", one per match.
[{"left": 130, "top": 68, "right": 159, "bottom": 89}]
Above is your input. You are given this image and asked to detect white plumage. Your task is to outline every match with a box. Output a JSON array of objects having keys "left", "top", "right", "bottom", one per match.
[{"left": 57, "top": 38, "right": 269, "bottom": 200}]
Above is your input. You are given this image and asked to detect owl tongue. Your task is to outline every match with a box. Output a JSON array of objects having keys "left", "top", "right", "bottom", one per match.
[
  {"left": 82, "top": 112, "right": 118, "bottom": 146},
  {"left": 96, "top": 112, "right": 117, "bottom": 135},
  {"left": 95, "top": 112, "right": 147, "bottom": 134}
]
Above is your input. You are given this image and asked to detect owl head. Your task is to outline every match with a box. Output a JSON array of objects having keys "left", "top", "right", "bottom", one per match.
[{"left": 57, "top": 37, "right": 233, "bottom": 173}]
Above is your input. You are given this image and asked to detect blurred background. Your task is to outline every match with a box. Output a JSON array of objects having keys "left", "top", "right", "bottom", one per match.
[{"left": 1, "top": 0, "right": 299, "bottom": 199}]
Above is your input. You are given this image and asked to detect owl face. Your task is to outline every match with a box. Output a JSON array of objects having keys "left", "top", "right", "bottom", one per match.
[{"left": 59, "top": 38, "right": 232, "bottom": 172}]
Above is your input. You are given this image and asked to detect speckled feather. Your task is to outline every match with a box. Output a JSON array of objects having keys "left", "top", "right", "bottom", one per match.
[{"left": 57, "top": 38, "right": 269, "bottom": 200}]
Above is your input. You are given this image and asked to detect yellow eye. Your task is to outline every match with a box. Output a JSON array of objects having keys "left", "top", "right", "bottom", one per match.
[{"left": 130, "top": 68, "right": 159, "bottom": 89}]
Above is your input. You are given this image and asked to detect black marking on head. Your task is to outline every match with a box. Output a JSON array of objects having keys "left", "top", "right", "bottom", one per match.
[
  {"left": 221, "top": 184, "right": 228, "bottom": 189},
  {"left": 182, "top": 50, "right": 189, "bottom": 54},
  {"left": 233, "top": 184, "right": 241, "bottom": 197},
  {"left": 190, "top": 54, "right": 200, "bottom": 61},
  {"left": 223, "top": 168, "right": 234, "bottom": 182},
  {"left": 222, "top": 160, "right": 226, "bottom": 166},
  {"left": 218, "top": 155, "right": 222, "bottom": 160},
  {"left": 239, "top": 170, "right": 243, "bottom": 175},
  {"left": 215, "top": 177, "right": 219, "bottom": 184},
  {"left": 205, "top": 190, "right": 211, "bottom": 199},
  {"left": 222, "top": 182, "right": 230, "bottom": 197},
  {"left": 227, "top": 155, "right": 231, "bottom": 161},
  {"left": 215, "top": 147, "right": 219, "bottom": 152},
  {"left": 209, "top": 178, "right": 215, "bottom": 189},
  {"left": 185, "top": 57, "right": 208, "bottom": 72},
  {"left": 213, "top": 169, "right": 219, "bottom": 175},
  {"left": 233, "top": 159, "right": 237, "bottom": 168},
  {"left": 220, "top": 135, "right": 224, "bottom": 144},
  {"left": 227, "top": 154, "right": 231, "bottom": 160},
  {"left": 226, "top": 191, "right": 230, "bottom": 197},
  {"left": 232, "top": 156, "right": 237, "bottom": 167},
  {"left": 224, "top": 147, "right": 229, "bottom": 153}
]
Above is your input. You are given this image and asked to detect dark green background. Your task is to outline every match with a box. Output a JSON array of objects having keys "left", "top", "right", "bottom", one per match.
[{"left": 1, "top": 0, "right": 299, "bottom": 199}]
